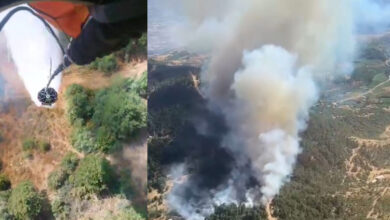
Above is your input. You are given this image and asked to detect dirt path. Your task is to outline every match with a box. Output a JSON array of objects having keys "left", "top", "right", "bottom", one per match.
[
  {"left": 338, "top": 79, "right": 390, "bottom": 104},
  {"left": 366, "top": 187, "right": 389, "bottom": 219},
  {"left": 343, "top": 126, "right": 390, "bottom": 218},
  {"left": 344, "top": 143, "right": 362, "bottom": 180},
  {"left": 345, "top": 135, "right": 390, "bottom": 183}
]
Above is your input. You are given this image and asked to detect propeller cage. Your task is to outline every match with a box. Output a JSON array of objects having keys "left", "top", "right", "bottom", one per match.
[{"left": 38, "top": 87, "right": 58, "bottom": 105}]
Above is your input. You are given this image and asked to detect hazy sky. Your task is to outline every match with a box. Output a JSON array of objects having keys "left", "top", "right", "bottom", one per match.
[{"left": 148, "top": 0, "right": 184, "bottom": 55}]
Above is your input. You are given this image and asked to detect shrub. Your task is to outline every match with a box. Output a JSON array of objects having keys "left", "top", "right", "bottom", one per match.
[
  {"left": 137, "top": 33, "right": 147, "bottom": 49},
  {"left": 0, "top": 208, "right": 11, "bottom": 220},
  {"left": 67, "top": 79, "right": 147, "bottom": 154},
  {"left": 48, "top": 169, "right": 68, "bottom": 190},
  {"left": 128, "top": 73, "right": 147, "bottom": 98},
  {"left": 0, "top": 190, "right": 11, "bottom": 220},
  {"left": 95, "top": 126, "right": 120, "bottom": 153},
  {"left": 92, "top": 89, "right": 146, "bottom": 139},
  {"left": 22, "top": 139, "right": 50, "bottom": 155},
  {"left": 137, "top": 72, "right": 147, "bottom": 97},
  {"left": 109, "top": 206, "right": 145, "bottom": 220},
  {"left": 38, "top": 141, "right": 50, "bottom": 152},
  {"left": 60, "top": 152, "right": 79, "bottom": 173},
  {"left": 65, "top": 84, "right": 93, "bottom": 125},
  {"left": 70, "top": 154, "right": 115, "bottom": 195},
  {"left": 22, "top": 138, "right": 36, "bottom": 151},
  {"left": 51, "top": 199, "right": 62, "bottom": 214},
  {"left": 65, "top": 83, "right": 86, "bottom": 98},
  {"left": 71, "top": 127, "right": 98, "bottom": 153},
  {"left": 8, "top": 181, "right": 43, "bottom": 220},
  {"left": 89, "top": 54, "right": 118, "bottom": 75},
  {"left": 51, "top": 199, "right": 70, "bottom": 219},
  {"left": 0, "top": 174, "right": 10, "bottom": 191}
]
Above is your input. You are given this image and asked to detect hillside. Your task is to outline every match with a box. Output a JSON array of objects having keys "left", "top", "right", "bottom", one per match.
[{"left": 147, "top": 33, "right": 390, "bottom": 220}]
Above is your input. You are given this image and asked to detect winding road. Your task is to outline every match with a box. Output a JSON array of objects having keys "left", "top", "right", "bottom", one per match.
[{"left": 338, "top": 58, "right": 390, "bottom": 104}]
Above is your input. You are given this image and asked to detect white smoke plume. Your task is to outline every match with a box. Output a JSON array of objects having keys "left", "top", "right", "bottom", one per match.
[
  {"left": 160, "top": 0, "right": 390, "bottom": 219},
  {"left": 0, "top": 5, "right": 63, "bottom": 106},
  {"left": 228, "top": 46, "right": 318, "bottom": 203}
]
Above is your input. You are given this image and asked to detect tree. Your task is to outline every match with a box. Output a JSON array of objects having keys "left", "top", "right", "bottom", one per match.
[
  {"left": 51, "top": 199, "right": 70, "bottom": 219},
  {"left": 48, "top": 169, "right": 68, "bottom": 190},
  {"left": 206, "top": 204, "right": 267, "bottom": 220},
  {"left": 70, "top": 154, "right": 116, "bottom": 195},
  {"left": 65, "top": 84, "right": 93, "bottom": 125},
  {"left": 67, "top": 79, "right": 146, "bottom": 154},
  {"left": 8, "top": 181, "right": 43, "bottom": 220},
  {"left": 60, "top": 152, "right": 79, "bottom": 173},
  {"left": 71, "top": 126, "right": 98, "bottom": 153},
  {"left": 118, "top": 33, "right": 147, "bottom": 62},
  {"left": 127, "top": 73, "right": 147, "bottom": 98},
  {"left": 89, "top": 54, "right": 118, "bottom": 75},
  {"left": 0, "top": 190, "right": 12, "bottom": 220},
  {"left": 92, "top": 89, "right": 146, "bottom": 139},
  {"left": 95, "top": 126, "right": 120, "bottom": 153}
]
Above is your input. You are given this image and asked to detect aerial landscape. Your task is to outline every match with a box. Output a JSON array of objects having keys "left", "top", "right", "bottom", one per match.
[
  {"left": 148, "top": 0, "right": 390, "bottom": 219},
  {"left": 0, "top": 33, "right": 147, "bottom": 219},
  {"left": 147, "top": 27, "right": 390, "bottom": 220}
]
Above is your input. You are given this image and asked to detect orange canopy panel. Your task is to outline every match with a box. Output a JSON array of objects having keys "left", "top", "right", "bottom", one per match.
[{"left": 29, "top": 2, "right": 90, "bottom": 38}]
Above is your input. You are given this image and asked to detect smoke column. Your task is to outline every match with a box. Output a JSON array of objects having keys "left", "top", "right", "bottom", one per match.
[
  {"left": 159, "top": 0, "right": 390, "bottom": 219},
  {"left": 0, "top": 5, "right": 63, "bottom": 106},
  {"left": 227, "top": 46, "right": 317, "bottom": 203}
]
